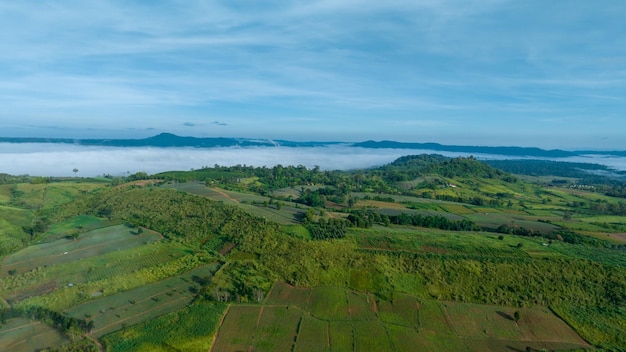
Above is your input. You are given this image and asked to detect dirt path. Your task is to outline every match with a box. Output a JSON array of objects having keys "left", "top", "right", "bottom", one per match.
[
  {"left": 209, "top": 187, "right": 240, "bottom": 204},
  {"left": 86, "top": 334, "right": 105, "bottom": 352},
  {"left": 208, "top": 305, "right": 231, "bottom": 352},
  {"left": 0, "top": 321, "right": 41, "bottom": 336}
]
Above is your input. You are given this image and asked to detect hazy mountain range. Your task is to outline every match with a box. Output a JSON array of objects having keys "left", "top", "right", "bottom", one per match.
[{"left": 1, "top": 132, "right": 625, "bottom": 158}]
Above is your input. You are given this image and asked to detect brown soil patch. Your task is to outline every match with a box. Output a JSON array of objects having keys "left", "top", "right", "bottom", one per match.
[
  {"left": 218, "top": 242, "right": 236, "bottom": 256},
  {"left": 609, "top": 233, "right": 626, "bottom": 242}
]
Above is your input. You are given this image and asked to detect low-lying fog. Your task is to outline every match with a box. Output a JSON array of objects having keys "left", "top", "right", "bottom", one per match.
[{"left": 1, "top": 143, "right": 625, "bottom": 177}]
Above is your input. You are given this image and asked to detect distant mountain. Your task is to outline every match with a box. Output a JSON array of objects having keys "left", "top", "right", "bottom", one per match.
[
  {"left": 1, "top": 133, "right": 624, "bottom": 158},
  {"left": 0, "top": 133, "right": 338, "bottom": 148},
  {"left": 352, "top": 140, "right": 576, "bottom": 158}
]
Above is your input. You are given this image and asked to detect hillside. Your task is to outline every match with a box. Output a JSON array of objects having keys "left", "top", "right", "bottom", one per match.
[{"left": 1, "top": 155, "right": 625, "bottom": 351}]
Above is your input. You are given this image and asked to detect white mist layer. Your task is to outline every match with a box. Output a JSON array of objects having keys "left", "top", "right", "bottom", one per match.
[{"left": 0, "top": 143, "right": 625, "bottom": 177}]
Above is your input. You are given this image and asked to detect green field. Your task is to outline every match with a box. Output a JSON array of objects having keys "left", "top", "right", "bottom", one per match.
[
  {"left": 0, "top": 318, "right": 67, "bottom": 352},
  {"left": 0, "top": 205, "right": 33, "bottom": 255},
  {"left": 102, "top": 301, "right": 227, "bottom": 352},
  {"left": 211, "top": 305, "right": 262, "bottom": 352},
  {"left": 68, "top": 264, "right": 218, "bottom": 337},
  {"left": 211, "top": 282, "right": 591, "bottom": 352}
]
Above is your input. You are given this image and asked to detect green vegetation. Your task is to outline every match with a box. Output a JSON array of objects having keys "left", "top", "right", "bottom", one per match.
[
  {"left": 211, "top": 283, "right": 591, "bottom": 352},
  {"left": 102, "top": 301, "right": 227, "bottom": 351},
  {"left": 1, "top": 154, "right": 625, "bottom": 350}
]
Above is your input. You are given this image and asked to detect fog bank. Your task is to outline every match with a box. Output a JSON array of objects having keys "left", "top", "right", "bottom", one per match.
[{"left": 1, "top": 143, "right": 625, "bottom": 177}]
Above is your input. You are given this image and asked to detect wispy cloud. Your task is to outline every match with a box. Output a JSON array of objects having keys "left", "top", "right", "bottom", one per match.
[{"left": 0, "top": 1, "right": 625, "bottom": 147}]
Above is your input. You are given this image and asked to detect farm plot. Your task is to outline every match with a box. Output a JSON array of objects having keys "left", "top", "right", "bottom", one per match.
[
  {"left": 43, "top": 215, "right": 112, "bottom": 241},
  {"left": 68, "top": 264, "right": 218, "bottom": 337},
  {"left": 442, "top": 302, "right": 591, "bottom": 351},
  {"left": 353, "top": 320, "right": 395, "bottom": 351},
  {"left": 308, "top": 286, "right": 350, "bottom": 320},
  {"left": 265, "top": 281, "right": 311, "bottom": 309},
  {"left": 0, "top": 241, "right": 188, "bottom": 302},
  {"left": 102, "top": 301, "right": 227, "bottom": 352},
  {"left": 377, "top": 292, "right": 420, "bottom": 327},
  {"left": 0, "top": 318, "right": 67, "bottom": 352},
  {"left": 385, "top": 325, "right": 429, "bottom": 352},
  {"left": 255, "top": 306, "right": 302, "bottom": 352},
  {"left": 1, "top": 224, "right": 162, "bottom": 277},
  {"left": 294, "top": 314, "right": 329, "bottom": 352},
  {"left": 213, "top": 283, "right": 591, "bottom": 352},
  {"left": 211, "top": 305, "right": 262, "bottom": 352},
  {"left": 237, "top": 202, "right": 303, "bottom": 225},
  {"left": 514, "top": 306, "right": 591, "bottom": 344},
  {"left": 346, "top": 290, "right": 377, "bottom": 321},
  {"left": 328, "top": 321, "right": 353, "bottom": 352},
  {"left": 418, "top": 300, "right": 455, "bottom": 335},
  {"left": 442, "top": 302, "right": 524, "bottom": 339}
]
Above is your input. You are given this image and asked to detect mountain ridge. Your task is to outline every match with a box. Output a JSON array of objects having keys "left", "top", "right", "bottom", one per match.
[{"left": 1, "top": 132, "right": 624, "bottom": 158}]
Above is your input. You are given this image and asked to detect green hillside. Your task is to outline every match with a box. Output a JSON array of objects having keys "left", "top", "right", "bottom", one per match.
[{"left": 1, "top": 155, "right": 625, "bottom": 351}]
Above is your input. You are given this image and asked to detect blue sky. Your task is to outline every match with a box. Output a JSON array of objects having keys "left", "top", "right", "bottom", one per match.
[{"left": 1, "top": 1, "right": 625, "bottom": 148}]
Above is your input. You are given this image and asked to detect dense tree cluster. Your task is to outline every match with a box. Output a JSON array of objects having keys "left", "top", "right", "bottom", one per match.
[
  {"left": 389, "top": 213, "right": 480, "bottom": 231},
  {"left": 308, "top": 218, "right": 348, "bottom": 240}
]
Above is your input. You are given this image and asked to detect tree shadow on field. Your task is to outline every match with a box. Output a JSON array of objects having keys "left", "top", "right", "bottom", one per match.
[
  {"left": 505, "top": 346, "right": 525, "bottom": 352},
  {"left": 496, "top": 310, "right": 514, "bottom": 321}
]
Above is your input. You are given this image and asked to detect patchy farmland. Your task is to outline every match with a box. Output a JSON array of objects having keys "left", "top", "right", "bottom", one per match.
[{"left": 211, "top": 282, "right": 591, "bottom": 352}]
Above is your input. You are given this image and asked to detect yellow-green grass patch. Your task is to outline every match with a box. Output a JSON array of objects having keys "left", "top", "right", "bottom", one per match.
[
  {"left": 0, "top": 184, "right": 12, "bottom": 203},
  {"left": 357, "top": 200, "right": 407, "bottom": 210},
  {"left": 578, "top": 215, "right": 626, "bottom": 223}
]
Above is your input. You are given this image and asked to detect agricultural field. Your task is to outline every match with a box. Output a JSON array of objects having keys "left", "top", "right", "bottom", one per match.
[
  {"left": 10, "top": 182, "right": 105, "bottom": 210},
  {"left": 0, "top": 220, "right": 216, "bottom": 346},
  {"left": 0, "top": 224, "right": 163, "bottom": 281},
  {"left": 350, "top": 226, "right": 557, "bottom": 259},
  {"left": 68, "top": 264, "right": 218, "bottom": 337},
  {"left": 164, "top": 181, "right": 306, "bottom": 224},
  {"left": 0, "top": 318, "right": 67, "bottom": 352},
  {"left": 102, "top": 301, "right": 227, "bottom": 352},
  {"left": 211, "top": 282, "right": 591, "bottom": 352}
]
